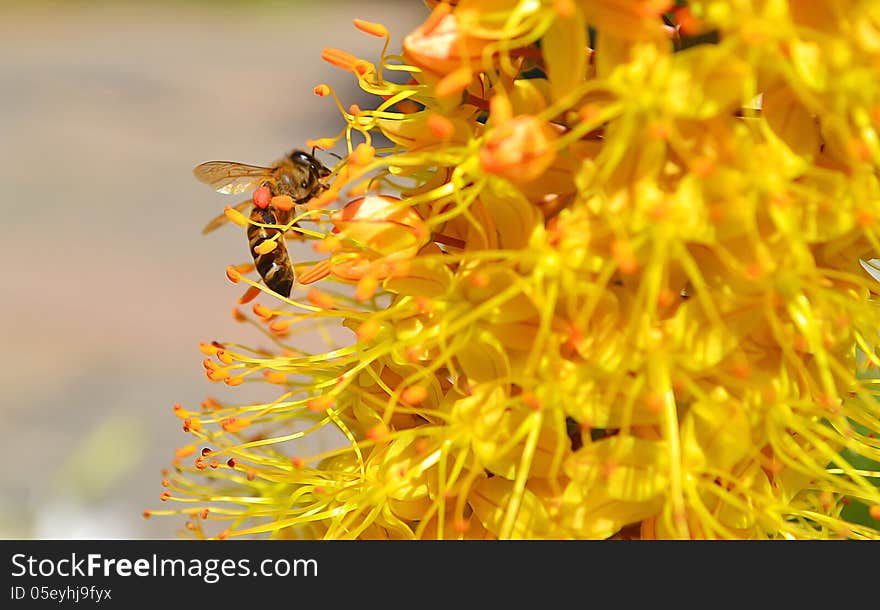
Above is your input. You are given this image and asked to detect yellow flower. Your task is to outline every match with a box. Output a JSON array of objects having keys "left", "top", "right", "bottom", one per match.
[
  {"left": 154, "top": 1, "right": 880, "bottom": 540},
  {"left": 480, "top": 114, "right": 559, "bottom": 184}
]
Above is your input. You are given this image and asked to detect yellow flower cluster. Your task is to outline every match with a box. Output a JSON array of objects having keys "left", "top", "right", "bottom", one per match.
[{"left": 152, "top": 0, "right": 880, "bottom": 539}]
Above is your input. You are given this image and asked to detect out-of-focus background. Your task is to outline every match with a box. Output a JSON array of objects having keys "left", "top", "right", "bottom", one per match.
[{"left": 0, "top": 0, "right": 425, "bottom": 539}]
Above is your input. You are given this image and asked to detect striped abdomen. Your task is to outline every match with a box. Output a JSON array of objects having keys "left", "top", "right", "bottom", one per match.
[{"left": 247, "top": 206, "right": 294, "bottom": 297}]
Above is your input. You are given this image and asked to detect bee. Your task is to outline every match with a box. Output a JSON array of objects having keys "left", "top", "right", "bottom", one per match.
[{"left": 194, "top": 150, "right": 332, "bottom": 297}]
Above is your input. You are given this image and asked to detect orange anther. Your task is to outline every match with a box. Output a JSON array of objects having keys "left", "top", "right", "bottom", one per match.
[
  {"left": 299, "top": 258, "right": 333, "bottom": 285},
  {"left": 225, "top": 265, "right": 241, "bottom": 283},
  {"left": 307, "top": 395, "right": 335, "bottom": 412},
  {"left": 436, "top": 66, "right": 472, "bottom": 98},
  {"left": 579, "top": 103, "right": 602, "bottom": 123},
  {"left": 732, "top": 360, "right": 751, "bottom": 379},
  {"left": 415, "top": 296, "right": 433, "bottom": 314},
  {"left": 308, "top": 287, "right": 336, "bottom": 309},
  {"left": 355, "top": 274, "right": 379, "bottom": 302},
  {"left": 269, "top": 319, "right": 291, "bottom": 334},
  {"left": 351, "top": 143, "right": 375, "bottom": 166},
  {"left": 356, "top": 318, "right": 382, "bottom": 342},
  {"left": 397, "top": 100, "right": 421, "bottom": 114},
  {"left": 313, "top": 84, "right": 331, "bottom": 97},
  {"left": 468, "top": 271, "right": 490, "bottom": 288},
  {"left": 638, "top": 0, "right": 675, "bottom": 17},
  {"left": 405, "top": 344, "right": 424, "bottom": 363},
  {"left": 224, "top": 206, "right": 249, "bottom": 227},
  {"left": 849, "top": 138, "right": 871, "bottom": 161},
  {"left": 199, "top": 342, "right": 220, "bottom": 356},
  {"left": 673, "top": 6, "right": 700, "bottom": 35},
  {"left": 644, "top": 392, "right": 664, "bottom": 413},
  {"left": 422, "top": 2, "right": 452, "bottom": 36},
  {"left": 254, "top": 240, "right": 277, "bottom": 255},
  {"left": 428, "top": 114, "right": 455, "bottom": 140},
  {"left": 207, "top": 367, "right": 230, "bottom": 382},
  {"left": 367, "top": 423, "right": 389, "bottom": 441},
  {"left": 553, "top": 0, "right": 576, "bottom": 18},
  {"left": 522, "top": 392, "right": 542, "bottom": 410},
  {"left": 313, "top": 236, "right": 343, "bottom": 253},
  {"left": 221, "top": 416, "right": 252, "bottom": 433},
  {"left": 306, "top": 137, "right": 337, "bottom": 150},
  {"left": 238, "top": 285, "right": 261, "bottom": 304},
  {"left": 601, "top": 460, "right": 618, "bottom": 479},
  {"left": 745, "top": 262, "right": 764, "bottom": 280},
  {"left": 611, "top": 239, "right": 639, "bottom": 274},
  {"left": 264, "top": 371, "right": 288, "bottom": 384},
  {"left": 490, "top": 95, "right": 513, "bottom": 124},
  {"left": 322, "top": 47, "right": 360, "bottom": 72},
  {"left": 691, "top": 156, "right": 715, "bottom": 177},
  {"left": 307, "top": 189, "right": 338, "bottom": 210},
  {"left": 353, "top": 18, "right": 389, "bottom": 38},
  {"left": 401, "top": 385, "right": 428, "bottom": 405},
  {"left": 253, "top": 303, "right": 274, "bottom": 320},
  {"left": 657, "top": 289, "right": 676, "bottom": 308},
  {"left": 216, "top": 350, "right": 233, "bottom": 365},
  {"left": 648, "top": 120, "right": 671, "bottom": 140},
  {"left": 225, "top": 376, "right": 244, "bottom": 387},
  {"left": 232, "top": 307, "right": 247, "bottom": 322}
]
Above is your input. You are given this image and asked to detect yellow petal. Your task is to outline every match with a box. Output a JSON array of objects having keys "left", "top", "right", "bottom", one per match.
[
  {"left": 509, "top": 78, "right": 551, "bottom": 116},
  {"left": 565, "top": 435, "right": 669, "bottom": 502},
  {"left": 682, "top": 389, "right": 753, "bottom": 472},
  {"left": 470, "top": 477, "right": 552, "bottom": 539},
  {"left": 561, "top": 485, "right": 661, "bottom": 539},
  {"left": 455, "top": 328, "right": 511, "bottom": 384},
  {"left": 762, "top": 84, "right": 821, "bottom": 158},
  {"left": 542, "top": 8, "right": 587, "bottom": 102},
  {"left": 383, "top": 258, "right": 453, "bottom": 297},
  {"left": 479, "top": 178, "right": 542, "bottom": 249},
  {"left": 789, "top": 39, "right": 826, "bottom": 90}
]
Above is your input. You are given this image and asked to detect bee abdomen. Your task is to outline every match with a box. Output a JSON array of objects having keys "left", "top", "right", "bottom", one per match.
[{"left": 247, "top": 206, "right": 294, "bottom": 297}]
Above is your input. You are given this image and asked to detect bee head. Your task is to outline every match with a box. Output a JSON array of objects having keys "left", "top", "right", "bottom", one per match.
[
  {"left": 289, "top": 150, "right": 331, "bottom": 180},
  {"left": 280, "top": 149, "right": 332, "bottom": 201}
]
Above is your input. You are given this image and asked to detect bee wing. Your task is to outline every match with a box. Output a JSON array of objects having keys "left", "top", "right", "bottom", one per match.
[
  {"left": 193, "top": 161, "right": 273, "bottom": 195},
  {"left": 201, "top": 199, "right": 252, "bottom": 235}
]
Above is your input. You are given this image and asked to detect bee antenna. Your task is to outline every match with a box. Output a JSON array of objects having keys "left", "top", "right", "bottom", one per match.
[{"left": 311, "top": 147, "right": 341, "bottom": 161}]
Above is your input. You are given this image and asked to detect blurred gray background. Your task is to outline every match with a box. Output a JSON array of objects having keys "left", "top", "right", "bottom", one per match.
[{"left": 0, "top": 0, "right": 425, "bottom": 538}]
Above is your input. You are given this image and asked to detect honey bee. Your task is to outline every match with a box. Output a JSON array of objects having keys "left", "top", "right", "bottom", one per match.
[{"left": 194, "top": 150, "right": 332, "bottom": 297}]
